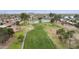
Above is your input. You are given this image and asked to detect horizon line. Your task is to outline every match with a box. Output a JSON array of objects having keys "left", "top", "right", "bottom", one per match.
[{"left": 0, "top": 10, "right": 79, "bottom": 14}]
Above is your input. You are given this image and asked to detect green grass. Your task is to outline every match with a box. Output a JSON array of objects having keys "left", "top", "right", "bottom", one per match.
[
  {"left": 41, "top": 23, "right": 66, "bottom": 48},
  {"left": 24, "top": 25, "right": 55, "bottom": 49},
  {"left": 36, "top": 23, "right": 63, "bottom": 29},
  {"left": 9, "top": 31, "right": 24, "bottom": 49},
  {"left": 47, "top": 23, "right": 62, "bottom": 28}
]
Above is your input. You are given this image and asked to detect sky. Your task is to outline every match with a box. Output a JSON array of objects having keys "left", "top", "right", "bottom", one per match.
[{"left": 0, "top": 10, "right": 79, "bottom": 14}]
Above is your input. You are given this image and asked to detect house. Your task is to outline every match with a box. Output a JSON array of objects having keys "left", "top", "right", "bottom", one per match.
[{"left": 0, "top": 15, "right": 20, "bottom": 32}]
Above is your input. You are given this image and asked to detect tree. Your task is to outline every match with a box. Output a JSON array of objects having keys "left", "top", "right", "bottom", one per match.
[
  {"left": 0, "top": 28, "right": 14, "bottom": 43},
  {"left": 49, "top": 13, "right": 55, "bottom": 17},
  {"left": 75, "top": 22, "right": 79, "bottom": 28},
  {"left": 20, "top": 13, "right": 30, "bottom": 21},
  {"left": 67, "top": 30, "right": 75, "bottom": 38},
  {"left": 54, "top": 14, "right": 61, "bottom": 22},
  {"left": 20, "top": 13, "right": 30, "bottom": 25},
  {"left": 56, "top": 28, "right": 75, "bottom": 48},
  {"left": 18, "top": 34, "right": 24, "bottom": 43},
  {"left": 49, "top": 13, "right": 61, "bottom": 23},
  {"left": 50, "top": 18, "right": 55, "bottom": 23},
  {"left": 66, "top": 30, "right": 75, "bottom": 48},
  {"left": 0, "top": 23, "right": 3, "bottom": 25},
  {"left": 70, "top": 20, "right": 76, "bottom": 23},
  {"left": 56, "top": 28, "right": 67, "bottom": 42},
  {"left": 7, "top": 28, "right": 14, "bottom": 37},
  {"left": 38, "top": 17, "right": 42, "bottom": 23},
  {"left": 56, "top": 28, "right": 65, "bottom": 35},
  {"left": 74, "top": 14, "right": 79, "bottom": 20},
  {"left": 49, "top": 13, "right": 55, "bottom": 23},
  {"left": 16, "top": 21, "right": 20, "bottom": 25}
]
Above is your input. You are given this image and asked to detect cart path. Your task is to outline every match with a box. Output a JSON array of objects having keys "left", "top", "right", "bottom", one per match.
[
  {"left": 21, "top": 32, "right": 27, "bottom": 49},
  {"left": 21, "top": 25, "right": 34, "bottom": 49}
]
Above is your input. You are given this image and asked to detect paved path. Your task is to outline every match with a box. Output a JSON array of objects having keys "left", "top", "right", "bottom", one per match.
[
  {"left": 21, "top": 25, "right": 34, "bottom": 49},
  {"left": 21, "top": 32, "right": 27, "bottom": 49}
]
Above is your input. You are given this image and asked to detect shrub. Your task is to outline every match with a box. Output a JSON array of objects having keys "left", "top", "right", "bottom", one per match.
[
  {"left": 0, "top": 28, "right": 14, "bottom": 43},
  {"left": 56, "top": 28, "right": 75, "bottom": 43},
  {"left": 16, "top": 21, "right": 20, "bottom": 25},
  {"left": 7, "top": 28, "right": 14, "bottom": 37},
  {"left": 18, "top": 35, "right": 24, "bottom": 43}
]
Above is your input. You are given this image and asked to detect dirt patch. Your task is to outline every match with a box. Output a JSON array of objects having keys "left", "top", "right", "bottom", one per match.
[
  {"left": 56, "top": 23, "right": 79, "bottom": 48},
  {"left": 44, "top": 25, "right": 66, "bottom": 48},
  {"left": 0, "top": 36, "right": 15, "bottom": 49},
  {"left": 0, "top": 24, "right": 34, "bottom": 49}
]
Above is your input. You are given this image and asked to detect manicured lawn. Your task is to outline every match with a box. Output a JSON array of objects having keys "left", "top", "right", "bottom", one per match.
[
  {"left": 24, "top": 24, "right": 55, "bottom": 49},
  {"left": 9, "top": 31, "right": 24, "bottom": 49},
  {"left": 44, "top": 23, "right": 63, "bottom": 29}
]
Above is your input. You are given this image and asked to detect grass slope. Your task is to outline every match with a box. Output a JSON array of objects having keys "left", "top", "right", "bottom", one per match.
[
  {"left": 9, "top": 31, "right": 24, "bottom": 49},
  {"left": 43, "top": 23, "right": 66, "bottom": 48},
  {"left": 24, "top": 25, "right": 55, "bottom": 49}
]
